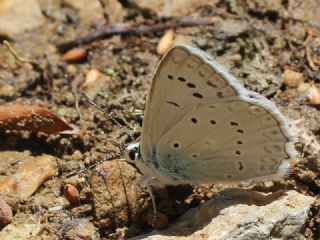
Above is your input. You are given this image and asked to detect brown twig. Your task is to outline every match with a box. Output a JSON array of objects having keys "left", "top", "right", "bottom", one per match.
[
  {"left": 305, "top": 29, "right": 319, "bottom": 71},
  {"left": 3, "top": 40, "right": 53, "bottom": 89},
  {"left": 3, "top": 40, "right": 39, "bottom": 67},
  {"left": 56, "top": 16, "right": 219, "bottom": 52}
]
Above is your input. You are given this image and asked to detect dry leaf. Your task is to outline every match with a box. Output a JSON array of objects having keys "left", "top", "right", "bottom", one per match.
[{"left": 0, "top": 105, "right": 80, "bottom": 134}]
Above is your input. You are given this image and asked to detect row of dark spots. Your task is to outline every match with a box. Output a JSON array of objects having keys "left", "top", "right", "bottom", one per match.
[
  {"left": 172, "top": 142, "right": 199, "bottom": 158},
  {"left": 190, "top": 118, "right": 243, "bottom": 132},
  {"left": 226, "top": 161, "right": 246, "bottom": 179},
  {"left": 231, "top": 122, "right": 244, "bottom": 134},
  {"left": 190, "top": 117, "right": 243, "bottom": 155},
  {"left": 190, "top": 117, "right": 216, "bottom": 125},
  {"left": 168, "top": 74, "right": 203, "bottom": 99},
  {"left": 177, "top": 77, "right": 202, "bottom": 97}
]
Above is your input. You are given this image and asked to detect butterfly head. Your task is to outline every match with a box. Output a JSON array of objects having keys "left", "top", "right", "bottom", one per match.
[{"left": 124, "top": 142, "right": 141, "bottom": 162}]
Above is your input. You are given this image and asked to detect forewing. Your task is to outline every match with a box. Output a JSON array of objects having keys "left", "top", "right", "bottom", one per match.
[
  {"left": 156, "top": 96, "right": 298, "bottom": 183},
  {"left": 140, "top": 45, "right": 247, "bottom": 166}
]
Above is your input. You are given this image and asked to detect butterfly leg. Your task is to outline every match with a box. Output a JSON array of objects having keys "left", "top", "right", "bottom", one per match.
[
  {"left": 147, "top": 184, "right": 157, "bottom": 214},
  {"left": 134, "top": 182, "right": 141, "bottom": 214},
  {"left": 147, "top": 184, "right": 160, "bottom": 227},
  {"left": 138, "top": 176, "right": 158, "bottom": 226}
]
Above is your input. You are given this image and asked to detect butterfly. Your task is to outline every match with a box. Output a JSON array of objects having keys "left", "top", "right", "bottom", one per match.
[{"left": 123, "top": 44, "right": 298, "bottom": 211}]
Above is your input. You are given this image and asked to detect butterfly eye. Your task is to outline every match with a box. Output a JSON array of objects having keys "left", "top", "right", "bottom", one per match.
[{"left": 128, "top": 147, "right": 138, "bottom": 161}]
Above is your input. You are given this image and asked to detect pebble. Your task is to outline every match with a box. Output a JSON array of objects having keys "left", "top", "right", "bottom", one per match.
[
  {"left": 64, "top": 184, "right": 80, "bottom": 206},
  {"left": 0, "top": 84, "right": 16, "bottom": 97},
  {"left": 63, "top": 48, "right": 87, "bottom": 62},
  {"left": 82, "top": 69, "right": 111, "bottom": 99},
  {"left": 61, "top": 219, "right": 97, "bottom": 239},
  {"left": 0, "top": 196, "right": 13, "bottom": 228},
  {"left": 142, "top": 211, "right": 169, "bottom": 230},
  {"left": 283, "top": 69, "right": 304, "bottom": 88},
  {"left": 0, "top": 152, "right": 57, "bottom": 202},
  {"left": 90, "top": 161, "right": 139, "bottom": 229},
  {"left": 0, "top": 0, "right": 45, "bottom": 37}
]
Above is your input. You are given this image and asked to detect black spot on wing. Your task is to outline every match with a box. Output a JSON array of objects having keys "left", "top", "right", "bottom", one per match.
[
  {"left": 166, "top": 101, "right": 180, "bottom": 107},
  {"left": 193, "top": 92, "right": 203, "bottom": 98},
  {"left": 187, "top": 83, "right": 196, "bottom": 88}
]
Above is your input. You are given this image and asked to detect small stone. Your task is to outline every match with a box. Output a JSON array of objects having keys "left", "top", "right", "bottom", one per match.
[
  {"left": 82, "top": 69, "right": 111, "bottom": 99},
  {"left": 297, "top": 82, "right": 311, "bottom": 93},
  {"left": 64, "top": 0, "right": 104, "bottom": 26},
  {"left": 0, "top": 0, "right": 45, "bottom": 37},
  {"left": 0, "top": 196, "right": 13, "bottom": 228},
  {"left": 64, "top": 184, "right": 80, "bottom": 206},
  {"left": 64, "top": 150, "right": 83, "bottom": 161},
  {"left": 143, "top": 212, "right": 169, "bottom": 230},
  {"left": 0, "top": 223, "right": 41, "bottom": 239},
  {"left": 61, "top": 219, "right": 98, "bottom": 240},
  {"left": 66, "top": 65, "right": 77, "bottom": 75},
  {"left": 0, "top": 84, "right": 16, "bottom": 97},
  {"left": 130, "top": 0, "right": 215, "bottom": 17},
  {"left": 0, "top": 152, "right": 58, "bottom": 202},
  {"left": 137, "top": 190, "right": 316, "bottom": 240},
  {"left": 283, "top": 69, "right": 304, "bottom": 88},
  {"left": 91, "top": 161, "right": 139, "bottom": 229}
]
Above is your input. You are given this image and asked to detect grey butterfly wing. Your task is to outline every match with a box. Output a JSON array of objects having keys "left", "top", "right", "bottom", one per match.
[
  {"left": 140, "top": 44, "right": 298, "bottom": 183},
  {"left": 156, "top": 96, "right": 298, "bottom": 183},
  {"left": 140, "top": 45, "right": 246, "bottom": 167}
]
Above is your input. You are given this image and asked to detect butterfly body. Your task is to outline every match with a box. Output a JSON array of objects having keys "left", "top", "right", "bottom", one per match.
[{"left": 124, "top": 45, "right": 298, "bottom": 188}]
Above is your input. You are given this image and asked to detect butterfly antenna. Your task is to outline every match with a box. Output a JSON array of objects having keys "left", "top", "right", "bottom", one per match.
[
  {"left": 81, "top": 91, "right": 135, "bottom": 143},
  {"left": 65, "top": 151, "right": 122, "bottom": 178}
]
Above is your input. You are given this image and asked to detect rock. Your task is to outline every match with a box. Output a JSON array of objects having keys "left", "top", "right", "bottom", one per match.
[
  {"left": 0, "top": 0, "right": 45, "bottom": 37},
  {"left": 103, "top": 0, "right": 124, "bottom": 23},
  {"left": 283, "top": 69, "right": 304, "bottom": 88},
  {"left": 130, "top": 0, "right": 215, "bottom": 17},
  {"left": 213, "top": 19, "right": 250, "bottom": 38},
  {"left": 66, "top": 0, "right": 123, "bottom": 24},
  {"left": 82, "top": 69, "right": 112, "bottom": 99},
  {"left": 0, "top": 223, "right": 42, "bottom": 239},
  {"left": 135, "top": 189, "right": 316, "bottom": 240},
  {"left": 64, "top": 0, "right": 104, "bottom": 25},
  {"left": 0, "top": 152, "right": 58, "bottom": 204},
  {"left": 0, "top": 196, "right": 13, "bottom": 228},
  {"left": 61, "top": 219, "right": 98, "bottom": 240},
  {"left": 90, "top": 161, "right": 139, "bottom": 230},
  {"left": 0, "top": 84, "right": 16, "bottom": 98}
]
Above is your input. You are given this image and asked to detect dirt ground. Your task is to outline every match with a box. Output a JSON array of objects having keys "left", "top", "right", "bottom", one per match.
[{"left": 0, "top": 0, "right": 319, "bottom": 239}]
